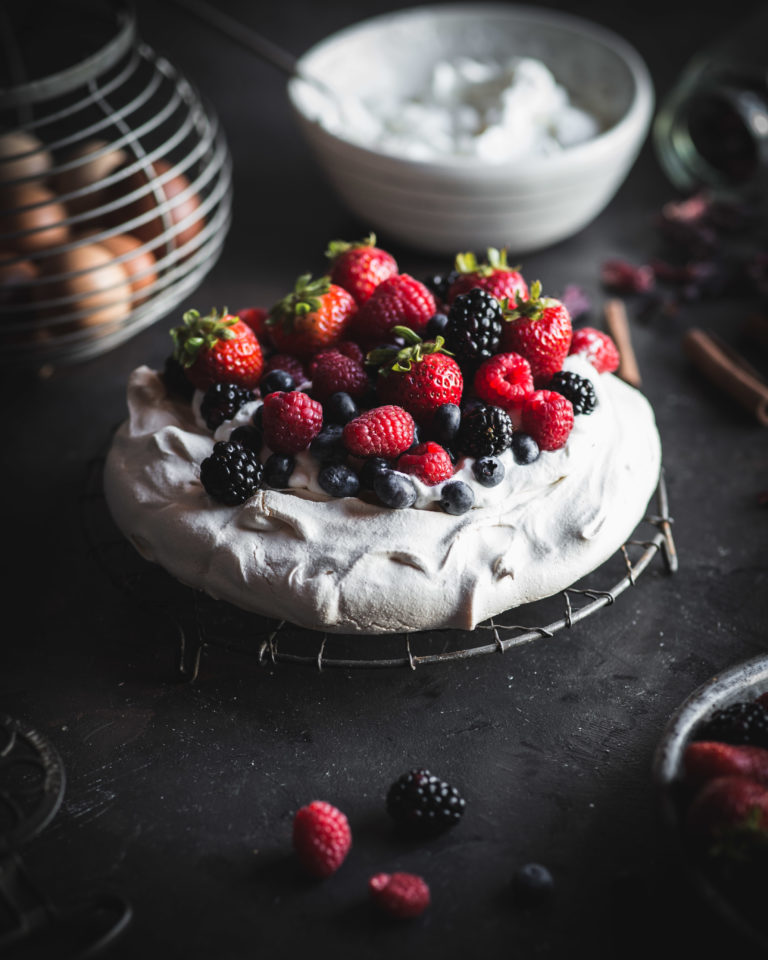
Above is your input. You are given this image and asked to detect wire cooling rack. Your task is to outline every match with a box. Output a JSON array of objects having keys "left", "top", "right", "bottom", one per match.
[{"left": 82, "top": 452, "right": 677, "bottom": 677}]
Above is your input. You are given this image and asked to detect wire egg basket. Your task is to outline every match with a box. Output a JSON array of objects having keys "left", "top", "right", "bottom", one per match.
[{"left": 0, "top": 0, "right": 233, "bottom": 367}]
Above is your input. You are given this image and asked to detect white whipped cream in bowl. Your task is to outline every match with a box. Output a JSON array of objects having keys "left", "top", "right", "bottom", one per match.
[{"left": 104, "top": 356, "right": 662, "bottom": 636}]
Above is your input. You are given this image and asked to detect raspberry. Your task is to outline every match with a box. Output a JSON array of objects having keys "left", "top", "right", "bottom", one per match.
[
  {"left": 521, "top": 390, "right": 574, "bottom": 451},
  {"left": 547, "top": 370, "right": 597, "bottom": 415},
  {"left": 343, "top": 405, "right": 415, "bottom": 459},
  {"left": 309, "top": 348, "right": 369, "bottom": 403},
  {"left": 264, "top": 353, "right": 306, "bottom": 385},
  {"left": 386, "top": 768, "right": 466, "bottom": 836},
  {"left": 397, "top": 441, "right": 453, "bottom": 486},
  {"left": 568, "top": 327, "right": 620, "bottom": 374},
  {"left": 456, "top": 404, "right": 514, "bottom": 458},
  {"left": 473, "top": 352, "right": 534, "bottom": 415},
  {"left": 199, "top": 440, "right": 262, "bottom": 505},
  {"left": 352, "top": 274, "right": 436, "bottom": 345},
  {"left": 369, "top": 873, "right": 430, "bottom": 919},
  {"left": 200, "top": 381, "right": 255, "bottom": 430},
  {"left": 292, "top": 801, "right": 351, "bottom": 878},
  {"left": 262, "top": 391, "right": 323, "bottom": 454},
  {"left": 444, "top": 287, "right": 504, "bottom": 366}
]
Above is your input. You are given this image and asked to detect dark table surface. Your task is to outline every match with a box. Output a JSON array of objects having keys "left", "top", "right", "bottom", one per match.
[{"left": 3, "top": 1, "right": 768, "bottom": 958}]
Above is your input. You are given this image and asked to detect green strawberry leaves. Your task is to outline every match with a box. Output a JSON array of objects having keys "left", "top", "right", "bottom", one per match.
[
  {"left": 268, "top": 273, "right": 331, "bottom": 332},
  {"left": 325, "top": 233, "right": 376, "bottom": 261},
  {"left": 367, "top": 325, "right": 453, "bottom": 376},
  {"left": 502, "top": 280, "right": 558, "bottom": 323},
  {"left": 171, "top": 307, "right": 235, "bottom": 367},
  {"left": 454, "top": 247, "right": 520, "bottom": 277}
]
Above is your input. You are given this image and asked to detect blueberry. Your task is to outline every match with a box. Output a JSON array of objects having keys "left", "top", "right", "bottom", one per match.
[
  {"left": 439, "top": 480, "right": 475, "bottom": 515},
  {"left": 252, "top": 405, "right": 263, "bottom": 430},
  {"left": 432, "top": 403, "right": 461, "bottom": 445},
  {"left": 511, "top": 863, "right": 554, "bottom": 903},
  {"left": 472, "top": 456, "right": 504, "bottom": 487},
  {"left": 310, "top": 424, "right": 345, "bottom": 461},
  {"left": 360, "top": 457, "right": 392, "bottom": 490},
  {"left": 374, "top": 470, "right": 417, "bottom": 509},
  {"left": 260, "top": 369, "right": 295, "bottom": 396},
  {"left": 263, "top": 453, "right": 295, "bottom": 488},
  {"left": 325, "top": 391, "right": 359, "bottom": 425},
  {"left": 511, "top": 433, "right": 540, "bottom": 465},
  {"left": 229, "top": 424, "right": 262, "bottom": 454},
  {"left": 426, "top": 312, "right": 449, "bottom": 339},
  {"left": 318, "top": 463, "right": 360, "bottom": 498}
]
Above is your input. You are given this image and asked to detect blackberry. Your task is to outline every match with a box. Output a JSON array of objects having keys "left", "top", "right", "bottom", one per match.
[
  {"left": 229, "top": 424, "right": 262, "bottom": 454},
  {"left": 457, "top": 404, "right": 514, "bottom": 458},
  {"left": 439, "top": 480, "right": 475, "bottom": 515},
  {"left": 318, "top": 463, "right": 360, "bottom": 498},
  {"left": 547, "top": 371, "right": 597, "bottom": 415},
  {"left": 512, "top": 863, "right": 555, "bottom": 903},
  {"left": 511, "top": 432, "right": 540, "bottom": 465},
  {"left": 200, "top": 441, "right": 262, "bottom": 505},
  {"left": 200, "top": 382, "right": 255, "bottom": 430},
  {"left": 472, "top": 456, "right": 505, "bottom": 487},
  {"left": 260, "top": 369, "right": 295, "bottom": 396},
  {"left": 423, "top": 269, "right": 458, "bottom": 305},
  {"left": 696, "top": 701, "right": 768, "bottom": 748},
  {"left": 162, "top": 355, "right": 195, "bottom": 401},
  {"left": 443, "top": 288, "right": 503, "bottom": 366},
  {"left": 263, "top": 453, "right": 294, "bottom": 488},
  {"left": 386, "top": 768, "right": 466, "bottom": 837}
]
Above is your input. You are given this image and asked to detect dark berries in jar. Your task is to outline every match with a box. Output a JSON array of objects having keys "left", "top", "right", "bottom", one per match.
[{"left": 695, "top": 701, "right": 768, "bottom": 748}]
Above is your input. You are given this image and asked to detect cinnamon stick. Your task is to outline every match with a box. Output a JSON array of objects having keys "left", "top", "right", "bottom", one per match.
[
  {"left": 683, "top": 328, "right": 768, "bottom": 426},
  {"left": 603, "top": 298, "right": 642, "bottom": 387}
]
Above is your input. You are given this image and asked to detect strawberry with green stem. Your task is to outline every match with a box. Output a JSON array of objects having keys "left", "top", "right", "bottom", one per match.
[
  {"left": 447, "top": 247, "right": 528, "bottom": 305},
  {"left": 325, "top": 232, "right": 398, "bottom": 305},
  {"left": 171, "top": 307, "right": 264, "bottom": 391},
  {"left": 267, "top": 273, "right": 357, "bottom": 359},
  {"left": 500, "top": 280, "right": 573, "bottom": 382}
]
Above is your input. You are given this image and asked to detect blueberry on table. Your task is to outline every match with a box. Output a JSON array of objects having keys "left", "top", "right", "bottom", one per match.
[
  {"left": 318, "top": 463, "right": 360, "bottom": 498},
  {"left": 512, "top": 863, "right": 555, "bottom": 903}
]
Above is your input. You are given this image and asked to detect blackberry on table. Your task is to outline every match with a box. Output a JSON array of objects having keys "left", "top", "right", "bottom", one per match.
[
  {"left": 386, "top": 768, "right": 466, "bottom": 837},
  {"left": 200, "top": 382, "right": 255, "bottom": 430},
  {"left": 695, "top": 701, "right": 768, "bottom": 748},
  {"left": 547, "top": 371, "right": 597, "bottom": 415},
  {"left": 200, "top": 440, "right": 262, "bottom": 505},
  {"left": 443, "top": 288, "right": 503, "bottom": 366},
  {"left": 457, "top": 404, "right": 514, "bottom": 458}
]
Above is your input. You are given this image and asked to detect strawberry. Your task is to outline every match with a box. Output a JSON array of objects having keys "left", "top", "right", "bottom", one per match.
[
  {"left": 267, "top": 274, "right": 357, "bottom": 359},
  {"left": 447, "top": 247, "right": 528, "bottom": 305},
  {"left": 171, "top": 308, "right": 264, "bottom": 391},
  {"left": 685, "top": 775, "right": 768, "bottom": 846},
  {"left": 309, "top": 348, "right": 369, "bottom": 403},
  {"left": 500, "top": 281, "right": 572, "bottom": 382},
  {"left": 568, "top": 327, "right": 620, "bottom": 374},
  {"left": 521, "top": 389, "right": 574, "bottom": 451},
  {"left": 262, "top": 390, "right": 323, "bottom": 454},
  {"left": 397, "top": 441, "right": 454, "bottom": 486},
  {"left": 684, "top": 741, "right": 768, "bottom": 788},
  {"left": 343, "top": 405, "right": 415, "bottom": 459},
  {"left": 292, "top": 801, "right": 351, "bottom": 879},
  {"left": 369, "top": 873, "right": 430, "bottom": 918},
  {"left": 370, "top": 326, "right": 463, "bottom": 427},
  {"left": 325, "top": 232, "right": 398, "bottom": 305},
  {"left": 473, "top": 352, "right": 534, "bottom": 418},
  {"left": 352, "top": 274, "right": 436, "bottom": 345}
]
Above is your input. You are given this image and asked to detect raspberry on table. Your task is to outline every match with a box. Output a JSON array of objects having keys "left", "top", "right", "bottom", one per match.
[
  {"left": 397, "top": 441, "right": 454, "bottom": 486},
  {"left": 292, "top": 801, "right": 351, "bottom": 879},
  {"left": 444, "top": 287, "right": 504, "bottom": 366},
  {"left": 521, "top": 390, "right": 574, "bottom": 452},
  {"left": 343, "top": 405, "right": 415, "bottom": 459},
  {"left": 199, "top": 440, "right": 262, "bottom": 506},
  {"left": 262, "top": 390, "right": 323, "bottom": 454},
  {"left": 695, "top": 701, "right": 768, "bottom": 749},
  {"left": 369, "top": 873, "right": 431, "bottom": 918},
  {"left": 456, "top": 404, "right": 514, "bottom": 458},
  {"left": 474, "top": 351, "right": 534, "bottom": 414},
  {"left": 200, "top": 382, "right": 255, "bottom": 430},
  {"left": 568, "top": 327, "right": 620, "bottom": 374},
  {"left": 386, "top": 768, "right": 466, "bottom": 836},
  {"left": 547, "top": 370, "right": 597, "bottom": 415}
]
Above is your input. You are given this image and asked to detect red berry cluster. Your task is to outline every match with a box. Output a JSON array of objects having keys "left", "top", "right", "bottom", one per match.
[{"left": 170, "top": 234, "right": 622, "bottom": 510}]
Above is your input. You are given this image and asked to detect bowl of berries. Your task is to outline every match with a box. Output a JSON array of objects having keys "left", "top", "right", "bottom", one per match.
[
  {"left": 288, "top": 4, "right": 653, "bottom": 254},
  {"left": 654, "top": 655, "right": 768, "bottom": 949}
]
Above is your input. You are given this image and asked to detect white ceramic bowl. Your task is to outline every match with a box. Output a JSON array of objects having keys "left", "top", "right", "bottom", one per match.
[{"left": 289, "top": 3, "right": 654, "bottom": 255}]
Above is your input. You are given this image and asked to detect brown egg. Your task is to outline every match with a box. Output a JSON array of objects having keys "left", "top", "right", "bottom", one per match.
[
  {"left": 108, "top": 158, "right": 204, "bottom": 252},
  {"left": 0, "top": 131, "right": 53, "bottom": 186},
  {"left": 37, "top": 241, "right": 132, "bottom": 330},
  {"left": 0, "top": 184, "right": 69, "bottom": 253},
  {"left": 50, "top": 139, "right": 128, "bottom": 216},
  {"left": 96, "top": 233, "right": 157, "bottom": 303},
  {"left": 0, "top": 249, "right": 38, "bottom": 307}
]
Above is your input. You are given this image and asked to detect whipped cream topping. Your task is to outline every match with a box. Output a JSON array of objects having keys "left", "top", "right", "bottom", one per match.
[
  {"left": 309, "top": 56, "right": 600, "bottom": 163},
  {"left": 104, "top": 357, "right": 661, "bottom": 635}
]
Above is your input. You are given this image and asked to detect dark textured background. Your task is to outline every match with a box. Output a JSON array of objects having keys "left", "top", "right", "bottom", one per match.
[{"left": 2, "top": 1, "right": 767, "bottom": 957}]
